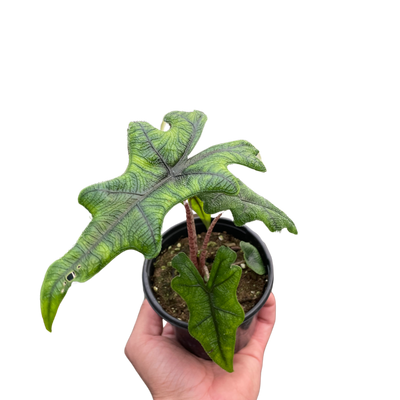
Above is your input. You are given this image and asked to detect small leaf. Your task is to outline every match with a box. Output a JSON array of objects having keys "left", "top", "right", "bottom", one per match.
[
  {"left": 188, "top": 196, "right": 211, "bottom": 229},
  {"left": 239, "top": 241, "right": 266, "bottom": 275},
  {"left": 171, "top": 247, "right": 244, "bottom": 372}
]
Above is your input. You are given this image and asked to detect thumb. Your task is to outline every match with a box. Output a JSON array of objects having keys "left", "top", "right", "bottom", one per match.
[{"left": 131, "top": 299, "right": 163, "bottom": 337}]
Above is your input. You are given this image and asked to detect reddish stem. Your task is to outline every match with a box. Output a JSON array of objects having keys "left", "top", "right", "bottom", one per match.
[{"left": 184, "top": 201, "right": 200, "bottom": 273}]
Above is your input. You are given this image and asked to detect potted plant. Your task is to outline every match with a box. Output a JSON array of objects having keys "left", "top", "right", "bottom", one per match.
[
  {"left": 40, "top": 110, "right": 297, "bottom": 373},
  {"left": 143, "top": 210, "right": 275, "bottom": 372}
]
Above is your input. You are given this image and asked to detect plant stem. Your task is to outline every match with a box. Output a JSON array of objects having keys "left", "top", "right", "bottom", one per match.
[{"left": 184, "top": 201, "right": 200, "bottom": 274}]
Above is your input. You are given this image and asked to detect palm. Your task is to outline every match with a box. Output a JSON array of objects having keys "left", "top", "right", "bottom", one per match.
[
  {"left": 126, "top": 296, "right": 275, "bottom": 400},
  {"left": 142, "top": 330, "right": 261, "bottom": 399}
]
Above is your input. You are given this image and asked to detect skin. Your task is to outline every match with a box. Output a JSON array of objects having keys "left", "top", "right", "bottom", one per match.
[{"left": 125, "top": 294, "right": 276, "bottom": 400}]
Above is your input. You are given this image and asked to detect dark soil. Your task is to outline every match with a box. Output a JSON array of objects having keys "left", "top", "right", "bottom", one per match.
[{"left": 151, "top": 230, "right": 268, "bottom": 322}]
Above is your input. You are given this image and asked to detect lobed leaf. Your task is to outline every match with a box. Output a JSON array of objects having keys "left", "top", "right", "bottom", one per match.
[{"left": 41, "top": 110, "right": 265, "bottom": 332}]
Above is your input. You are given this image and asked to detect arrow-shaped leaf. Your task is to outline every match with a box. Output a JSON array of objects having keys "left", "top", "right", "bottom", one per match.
[
  {"left": 240, "top": 241, "right": 266, "bottom": 275},
  {"left": 41, "top": 110, "right": 265, "bottom": 331},
  {"left": 200, "top": 179, "right": 298, "bottom": 234},
  {"left": 171, "top": 247, "right": 244, "bottom": 372}
]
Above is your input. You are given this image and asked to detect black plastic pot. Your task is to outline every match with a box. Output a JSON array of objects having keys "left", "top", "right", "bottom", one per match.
[{"left": 142, "top": 217, "right": 274, "bottom": 360}]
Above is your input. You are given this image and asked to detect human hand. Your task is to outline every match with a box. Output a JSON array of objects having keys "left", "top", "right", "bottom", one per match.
[{"left": 125, "top": 294, "right": 276, "bottom": 400}]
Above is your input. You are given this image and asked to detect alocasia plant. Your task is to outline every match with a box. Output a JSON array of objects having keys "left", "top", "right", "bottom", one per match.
[{"left": 40, "top": 110, "right": 296, "bottom": 352}]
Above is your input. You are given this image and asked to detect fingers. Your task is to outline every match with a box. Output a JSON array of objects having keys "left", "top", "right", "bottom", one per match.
[
  {"left": 248, "top": 292, "right": 278, "bottom": 354},
  {"left": 256, "top": 292, "right": 276, "bottom": 328}
]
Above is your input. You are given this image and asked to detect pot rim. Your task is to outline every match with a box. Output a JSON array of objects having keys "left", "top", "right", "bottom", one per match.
[{"left": 142, "top": 217, "right": 274, "bottom": 329}]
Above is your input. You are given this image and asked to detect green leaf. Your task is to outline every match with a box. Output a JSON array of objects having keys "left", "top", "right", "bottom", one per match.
[
  {"left": 240, "top": 241, "right": 266, "bottom": 275},
  {"left": 188, "top": 196, "right": 211, "bottom": 229},
  {"left": 41, "top": 110, "right": 265, "bottom": 332},
  {"left": 200, "top": 179, "right": 298, "bottom": 234},
  {"left": 171, "top": 247, "right": 244, "bottom": 372}
]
